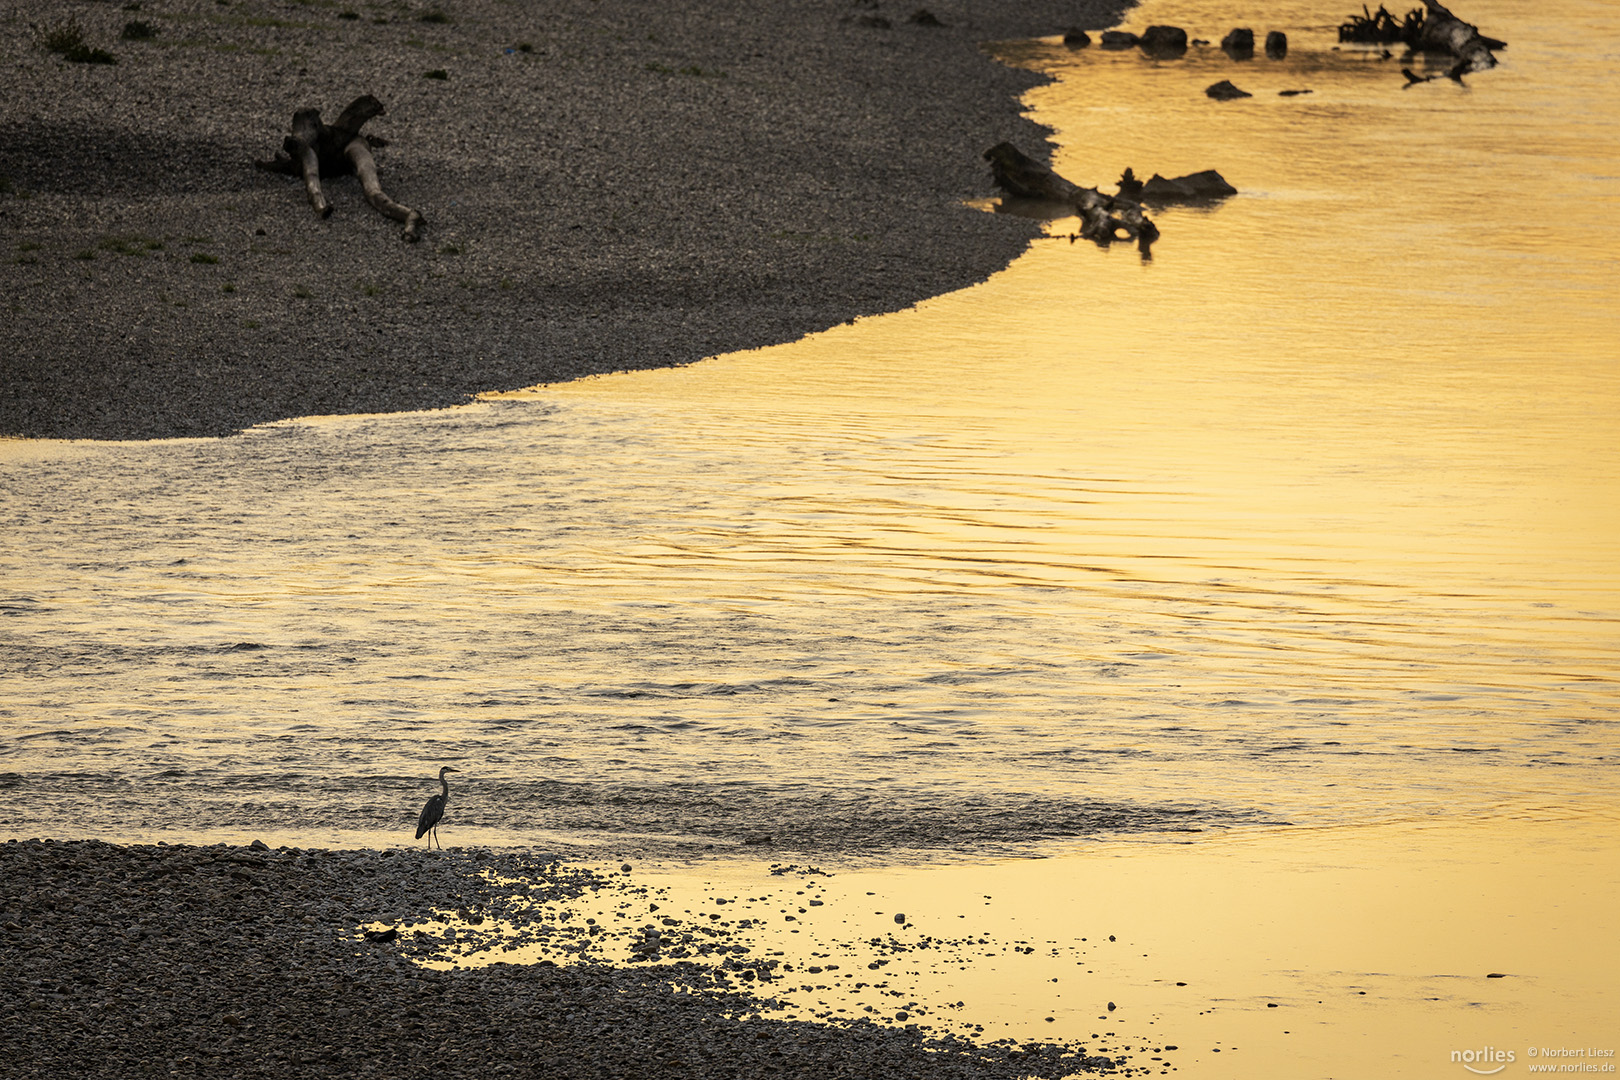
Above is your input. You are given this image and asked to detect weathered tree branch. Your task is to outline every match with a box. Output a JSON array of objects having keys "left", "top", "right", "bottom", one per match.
[
  {"left": 257, "top": 95, "right": 424, "bottom": 241},
  {"left": 984, "top": 143, "right": 1239, "bottom": 255},
  {"left": 346, "top": 139, "right": 424, "bottom": 242},
  {"left": 1418, "top": 0, "right": 1500, "bottom": 74}
]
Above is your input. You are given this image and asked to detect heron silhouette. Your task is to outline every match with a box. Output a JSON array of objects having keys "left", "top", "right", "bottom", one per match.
[{"left": 416, "top": 766, "right": 458, "bottom": 849}]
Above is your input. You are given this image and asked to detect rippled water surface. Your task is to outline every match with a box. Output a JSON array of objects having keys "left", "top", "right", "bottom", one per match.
[{"left": 2, "top": 0, "right": 1616, "bottom": 855}]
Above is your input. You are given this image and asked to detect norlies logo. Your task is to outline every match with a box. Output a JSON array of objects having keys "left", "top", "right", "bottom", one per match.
[{"left": 1453, "top": 1047, "right": 1516, "bottom": 1075}]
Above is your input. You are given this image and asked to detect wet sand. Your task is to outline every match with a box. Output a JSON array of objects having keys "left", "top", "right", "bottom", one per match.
[
  {"left": 0, "top": 839, "right": 1142, "bottom": 1079},
  {"left": 6, "top": 820, "right": 1612, "bottom": 1078},
  {"left": 0, "top": 0, "right": 1124, "bottom": 440}
]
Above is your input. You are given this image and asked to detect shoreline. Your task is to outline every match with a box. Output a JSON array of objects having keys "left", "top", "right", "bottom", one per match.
[
  {"left": 0, "top": 0, "right": 1126, "bottom": 441},
  {"left": 5, "top": 819, "right": 1613, "bottom": 1078},
  {"left": 0, "top": 837, "right": 1142, "bottom": 1079}
]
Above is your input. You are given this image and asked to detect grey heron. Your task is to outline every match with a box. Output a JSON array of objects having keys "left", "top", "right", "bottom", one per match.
[{"left": 416, "top": 765, "right": 458, "bottom": 849}]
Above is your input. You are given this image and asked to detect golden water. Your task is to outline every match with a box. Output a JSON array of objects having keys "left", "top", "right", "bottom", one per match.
[{"left": 2, "top": 0, "right": 1618, "bottom": 1072}]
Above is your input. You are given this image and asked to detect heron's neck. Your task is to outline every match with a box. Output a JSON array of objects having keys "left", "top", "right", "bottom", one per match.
[{"left": 441, "top": 774, "right": 451, "bottom": 799}]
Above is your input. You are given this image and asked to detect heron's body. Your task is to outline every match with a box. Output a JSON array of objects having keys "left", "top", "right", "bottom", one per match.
[{"left": 416, "top": 766, "right": 457, "bottom": 848}]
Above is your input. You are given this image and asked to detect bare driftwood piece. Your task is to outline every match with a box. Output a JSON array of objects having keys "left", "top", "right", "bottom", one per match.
[
  {"left": 1417, "top": 0, "right": 1500, "bottom": 74},
  {"left": 1338, "top": 4, "right": 1424, "bottom": 44},
  {"left": 984, "top": 143, "right": 1160, "bottom": 254},
  {"left": 256, "top": 95, "right": 424, "bottom": 241},
  {"left": 1339, "top": 2, "right": 1502, "bottom": 79}
]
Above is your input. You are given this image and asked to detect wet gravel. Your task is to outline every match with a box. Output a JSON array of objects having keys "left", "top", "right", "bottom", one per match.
[
  {"left": 1, "top": 0, "right": 1124, "bottom": 440},
  {"left": 0, "top": 839, "right": 1152, "bottom": 1078}
]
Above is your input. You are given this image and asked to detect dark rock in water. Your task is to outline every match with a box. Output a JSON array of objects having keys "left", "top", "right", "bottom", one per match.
[
  {"left": 363, "top": 927, "right": 399, "bottom": 942},
  {"left": 1138, "top": 25, "right": 1188, "bottom": 58},
  {"left": 1205, "top": 79, "right": 1253, "bottom": 101},
  {"left": 1140, "top": 169, "right": 1239, "bottom": 201},
  {"left": 1278, "top": 88, "right": 1313, "bottom": 96},
  {"left": 894, "top": 912, "right": 907, "bottom": 923},
  {"left": 1099, "top": 30, "right": 1140, "bottom": 50},
  {"left": 907, "top": 8, "right": 944, "bottom": 27},
  {"left": 1221, "top": 28, "right": 1256, "bottom": 59},
  {"left": 1265, "top": 30, "right": 1288, "bottom": 58},
  {"left": 1117, "top": 167, "right": 1144, "bottom": 199},
  {"left": 1063, "top": 28, "right": 1092, "bottom": 47}
]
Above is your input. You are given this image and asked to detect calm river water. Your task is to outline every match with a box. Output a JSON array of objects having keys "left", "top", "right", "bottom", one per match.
[{"left": 2, "top": 0, "right": 1616, "bottom": 857}]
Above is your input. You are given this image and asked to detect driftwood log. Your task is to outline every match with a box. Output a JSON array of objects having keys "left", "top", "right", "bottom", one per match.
[
  {"left": 984, "top": 143, "right": 1175, "bottom": 254},
  {"left": 1417, "top": 0, "right": 1500, "bottom": 74},
  {"left": 1340, "top": 2, "right": 1502, "bottom": 79},
  {"left": 256, "top": 95, "right": 424, "bottom": 241}
]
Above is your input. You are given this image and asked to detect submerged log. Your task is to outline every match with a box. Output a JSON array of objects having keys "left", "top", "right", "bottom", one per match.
[
  {"left": 983, "top": 143, "right": 1159, "bottom": 253},
  {"left": 256, "top": 95, "right": 424, "bottom": 241},
  {"left": 1338, "top": 4, "right": 1424, "bottom": 45},
  {"left": 1337, "top": 1, "right": 1502, "bottom": 75},
  {"left": 1417, "top": 0, "right": 1499, "bottom": 73}
]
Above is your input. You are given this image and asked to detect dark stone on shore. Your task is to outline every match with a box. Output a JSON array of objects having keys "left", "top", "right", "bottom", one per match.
[
  {"left": 1064, "top": 29, "right": 1093, "bottom": 48},
  {"left": 907, "top": 9, "right": 945, "bottom": 27},
  {"left": 1205, "top": 79, "right": 1254, "bottom": 101},
  {"left": 1099, "top": 30, "right": 1141, "bottom": 50},
  {"left": 1138, "top": 26, "right": 1189, "bottom": 58},
  {"left": 1266, "top": 30, "right": 1289, "bottom": 58},
  {"left": 0, "top": 0, "right": 1129, "bottom": 442},
  {"left": 1222, "top": 28, "right": 1256, "bottom": 59}
]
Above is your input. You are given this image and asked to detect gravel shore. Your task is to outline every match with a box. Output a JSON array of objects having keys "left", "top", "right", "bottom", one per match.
[
  {"left": 1, "top": 0, "right": 1123, "bottom": 440},
  {"left": 0, "top": 839, "right": 1149, "bottom": 1078}
]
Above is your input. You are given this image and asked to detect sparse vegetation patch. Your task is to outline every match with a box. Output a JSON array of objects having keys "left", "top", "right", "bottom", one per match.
[{"left": 42, "top": 17, "right": 119, "bottom": 64}]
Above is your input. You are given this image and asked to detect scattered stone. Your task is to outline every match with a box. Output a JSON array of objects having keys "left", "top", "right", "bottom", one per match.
[
  {"left": 1221, "top": 28, "right": 1256, "bottom": 59},
  {"left": 1138, "top": 25, "right": 1188, "bottom": 58},
  {"left": 1139, "top": 169, "right": 1238, "bottom": 201},
  {"left": 1205, "top": 80, "right": 1253, "bottom": 100},
  {"left": 907, "top": 9, "right": 944, "bottom": 27},
  {"left": 894, "top": 912, "right": 907, "bottom": 924},
  {"left": 1265, "top": 30, "right": 1288, "bottom": 58},
  {"left": 1279, "top": 88, "right": 1313, "bottom": 96},
  {"left": 1099, "top": 30, "right": 1140, "bottom": 50},
  {"left": 1063, "top": 29, "right": 1092, "bottom": 48}
]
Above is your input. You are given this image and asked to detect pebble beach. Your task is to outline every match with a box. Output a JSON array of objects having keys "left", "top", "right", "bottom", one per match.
[
  {"left": 0, "top": 839, "right": 1151, "bottom": 1078},
  {"left": 1, "top": 0, "right": 1124, "bottom": 440},
  {"left": 0, "top": 2, "right": 1159, "bottom": 1075}
]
